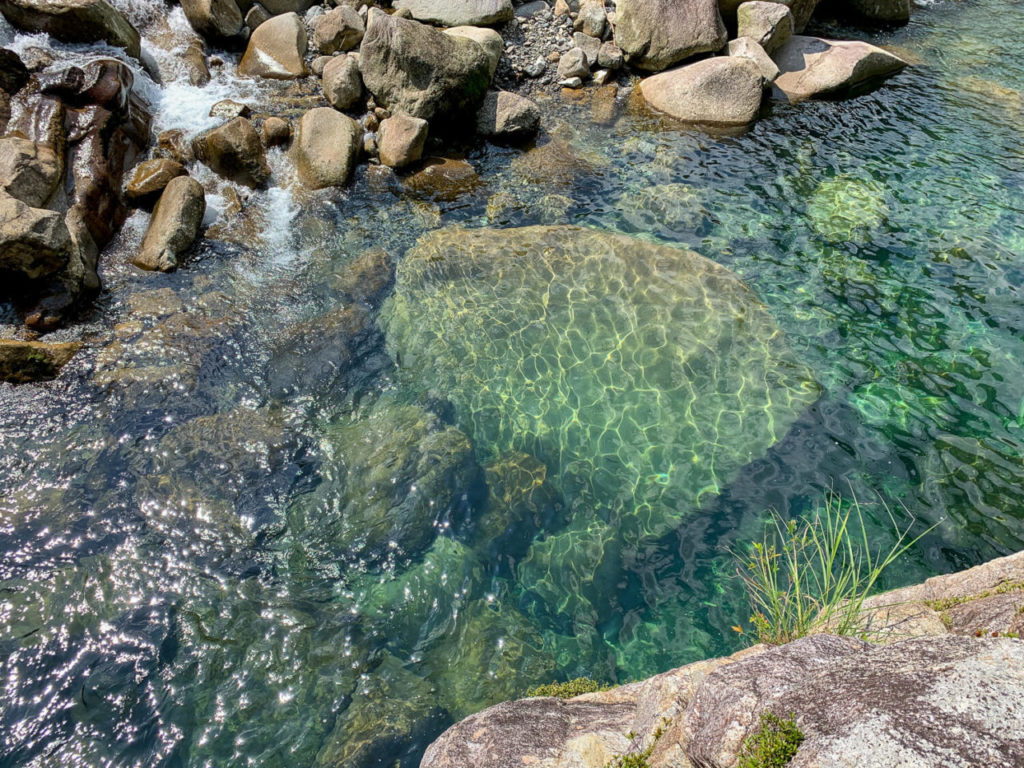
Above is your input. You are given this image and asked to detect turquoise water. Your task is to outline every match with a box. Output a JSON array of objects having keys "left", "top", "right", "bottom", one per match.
[{"left": 4, "top": 1, "right": 1024, "bottom": 766}]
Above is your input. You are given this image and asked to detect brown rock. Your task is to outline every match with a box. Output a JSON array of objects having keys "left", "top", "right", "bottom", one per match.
[
  {"left": 180, "top": 0, "right": 243, "bottom": 45},
  {"left": 157, "top": 129, "right": 194, "bottom": 164},
  {"left": 209, "top": 98, "right": 250, "bottom": 119},
  {"left": 0, "top": 193, "right": 71, "bottom": 279},
  {"left": 292, "top": 107, "right": 361, "bottom": 189},
  {"left": 639, "top": 57, "right": 764, "bottom": 126},
  {"left": 403, "top": 157, "right": 480, "bottom": 202},
  {"left": 183, "top": 40, "right": 211, "bottom": 86},
  {"left": 192, "top": 117, "right": 270, "bottom": 187},
  {"left": 322, "top": 54, "right": 363, "bottom": 110},
  {"left": 313, "top": 5, "right": 364, "bottom": 54},
  {"left": 238, "top": 12, "right": 307, "bottom": 79},
  {"left": 772, "top": 35, "right": 908, "bottom": 103},
  {"left": 0, "top": 137, "right": 61, "bottom": 207},
  {"left": 0, "top": 0, "right": 141, "bottom": 59},
  {"left": 133, "top": 176, "right": 206, "bottom": 272},
  {"left": 377, "top": 113, "right": 428, "bottom": 169},
  {"left": 124, "top": 158, "right": 188, "bottom": 208},
  {"left": 261, "top": 116, "right": 291, "bottom": 147},
  {"left": 0, "top": 339, "right": 81, "bottom": 383}
]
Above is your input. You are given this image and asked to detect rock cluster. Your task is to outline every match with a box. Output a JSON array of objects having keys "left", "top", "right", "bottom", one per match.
[{"left": 421, "top": 551, "right": 1024, "bottom": 768}]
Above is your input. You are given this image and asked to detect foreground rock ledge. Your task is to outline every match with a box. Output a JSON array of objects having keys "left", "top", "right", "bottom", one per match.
[{"left": 421, "top": 550, "right": 1024, "bottom": 768}]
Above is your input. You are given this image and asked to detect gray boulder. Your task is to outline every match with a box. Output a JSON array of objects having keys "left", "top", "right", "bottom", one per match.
[
  {"left": 728, "top": 37, "right": 779, "bottom": 83},
  {"left": 392, "top": 0, "right": 513, "bottom": 27},
  {"left": 639, "top": 57, "right": 764, "bottom": 126},
  {"left": 132, "top": 176, "right": 205, "bottom": 272},
  {"left": 180, "top": 0, "right": 243, "bottom": 45},
  {"left": 359, "top": 9, "right": 491, "bottom": 122},
  {"left": 0, "top": 137, "right": 61, "bottom": 208},
  {"left": 312, "top": 5, "right": 364, "bottom": 54},
  {"left": 377, "top": 113, "right": 428, "bottom": 169},
  {"left": 322, "top": 54, "right": 362, "bottom": 110},
  {"left": 614, "top": 0, "right": 727, "bottom": 71},
  {"left": 445, "top": 25, "right": 504, "bottom": 78},
  {"left": 192, "top": 117, "right": 271, "bottom": 188},
  {"left": 0, "top": 192, "right": 71, "bottom": 279},
  {"left": 772, "top": 35, "right": 908, "bottom": 103},
  {"left": 475, "top": 90, "right": 540, "bottom": 142},
  {"left": 238, "top": 12, "right": 307, "bottom": 79},
  {"left": 292, "top": 107, "right": 361, "bottom": 189},
  {"left": 556, "top": 47, "right": 589, "bottom": 79},
  {"left": 721, "top": 0, "right": 818, "bottom": 32},
  {"left": 737, "top": 1, "right": 793, "bottom": 53},
  {"left": 684, "top": 635, "right": 1024, "bottom": 768},
  {"left": 0, "top": 0, "right": 141, "bottom": 59},
  {"left": 597, "top": 41, "right": 623, "bottom": 69},
  {"left": 576, "top": 0, "right": 606, "bottom": 38}
]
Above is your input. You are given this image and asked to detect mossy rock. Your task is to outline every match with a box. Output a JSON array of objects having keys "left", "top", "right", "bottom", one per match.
[{"left": 0, "top": 339, "right": 80, "bottom": 383}]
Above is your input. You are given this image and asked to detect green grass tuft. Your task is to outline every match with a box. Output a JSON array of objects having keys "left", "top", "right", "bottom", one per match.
[
  {"left": 605, "top": 718, "right": 670, "bottom": 768},
  {"left": 737, "top": 712, "right": 804, "bottom": 768},
  {"left": 733, "top": 489, "right": 932, "bottom": 645},
  {"left": 526, "top": 677, "right": 609, "bottom": 699}
]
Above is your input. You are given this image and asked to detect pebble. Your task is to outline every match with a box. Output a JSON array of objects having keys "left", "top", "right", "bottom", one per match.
[{"left": 559, "top": 76, "right": 583, "bottom": 88}]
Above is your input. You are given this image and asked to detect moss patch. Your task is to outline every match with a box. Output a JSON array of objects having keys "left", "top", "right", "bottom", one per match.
[
  {"left": 737, "top": 712, "right": 804, "bottom": 768},
  {"left": 526, "top": 677, "right": 609, "bottom": 699}
]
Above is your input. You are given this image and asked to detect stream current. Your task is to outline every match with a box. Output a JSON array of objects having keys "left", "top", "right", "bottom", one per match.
[{"left": 2, "top": 0, "right": 1024, "bottom": 766}]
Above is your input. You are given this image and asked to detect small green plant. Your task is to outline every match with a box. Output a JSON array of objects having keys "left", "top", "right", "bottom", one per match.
[
  {"left": 733, "top": 489, "right": 932, "bottom": 645},
  {"left": 526, "top": 677, "right": 609, "bottom": 698},
  {"left": 737, "top": 712, "right": 804, "bottom": 768},
  {"left": 606, "top": 718, "right": 670, "bottom": 768}
]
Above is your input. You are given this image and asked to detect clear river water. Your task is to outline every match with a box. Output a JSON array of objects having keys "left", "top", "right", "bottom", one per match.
[{"left": 2, "top": 0, "right": 1024, "bottom": 766}]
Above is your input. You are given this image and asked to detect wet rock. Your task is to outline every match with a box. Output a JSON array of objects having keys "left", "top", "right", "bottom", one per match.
[
  {"left": 597, "top": 41, "right": 623, "bottom": 69},
  {"left": 846, "top": 0, "right": 910, "bottom": 24},
  {"left": 590, "top": 82, "right": 618, "bottom": 124},
  {"left": 183, "top": 40, "right": 211, "bottom": 86},
  {"left": 510, "top": 137, "right": 594, "bottom": 187},
  {"left": 575, "top": 0, "right": 606, "bottom": 38},
  {"left": 192, "top": 117, "right": 270, "bottom": 187},
  {"left": 359, "top": 9, "right": 491, "bottom": 123},
  {"left": 444, "top": 25, "right": 504, "bottom": 79},
  {"left": 238, "top": 11, "right": 307, "bottom": 79},
  {"left": 640, "top": 57, "right": 764, "bottom": 126},
  {"left": 244, "top": 3, "right": 271, "bottom": 31},
  {"left": 330, "top": 245, "right": 395, "bottom": 307},
  {"left": 0, "top": 0, "right": 141, "bottom": 59},
  {"left": 377, "top": 113, "right": 428, "bottom": 169},
  {"left": 157, "top": 129, "right": 194, "bottom": 164},
  {"left": 614, "top": 0, "right": 727, "bottom": 71},
  {"left": 286, "top": 396, "right": 480, "bottom": 564},
  {"left": 557, "top": 47, "right": 589, "bottom": 79},
  {"left": 180, "top": 0, "right": 244, "bottom": 46},
  {"left": 123, "top": 158, "right": 187, "bottom": 208},
  {"left": 312, "top": 4, "right": 364, "bottom": 54},
  {"left": 737, "top": 1, "right": 793, "bottom": 54},
  {"left": 209, "top": 99, "right": 250, "bottom": 119},
  {"left": 475, "top": 90, "right": 540, "bottom": 142},
  {"left": 0, "top": 48, "right": 29, "bottom": 94},
  {"left": 392, "top": 0, "right": 513, "bottom": 27},
  {"left": 473, "top": 451, "right": 561, "bottom": 555},
  {"left": 322, "top": 53, "right": 362, "bottom": 110},
  {"left": 728, "top": 37, "right": 779, "bottom": 83},
  {"left": 573, "top": 32, "right": 601, "bottom": 65},
  {"left": 0, "top": 338, "right": 80, "bottom": 383},
  {"left": 0, "top": 193, "right": 71, "bottom": 279},
  {"left": 261, "top": 116, "right": 291, "bottom": 147},
  {"left": 132, "top": 176, "right": 205, "bottom": 272},
  {"left": 292, "top": 107, "right": 361, "bottom": 189},
  {"left": 772, "top": 35, "right": 908, "bottom": 103},
  {"left": 403, "top": 157, "right": 480, "bottom": 202},
  {"left": 807, "top": 173, "right": 887, "bottom": 243},
  {"left": 684, "top": 635, "right": 1024, "bottom": 768},
  {"left": 0, "top": 137, "right": 60, "bottom": 208}
]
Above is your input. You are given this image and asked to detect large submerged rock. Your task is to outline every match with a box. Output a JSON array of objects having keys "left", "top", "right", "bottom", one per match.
[
  {"left": 772, "top": 35, "right": 908, "bottom": 103},
  {"left": 380, "top": 226, "right": 818, "bottom": 548}
]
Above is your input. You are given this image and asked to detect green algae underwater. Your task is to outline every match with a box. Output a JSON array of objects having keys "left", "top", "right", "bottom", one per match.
[{"left": 4, "top": 2, "right": 1024, "bottom": 768}]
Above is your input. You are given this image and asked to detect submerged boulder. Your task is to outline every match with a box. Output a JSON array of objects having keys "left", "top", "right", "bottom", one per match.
[
  {"left": 842, "top": 0, "right": 911, "bottom": 24},
  {"left": 614, "top": 0, "right": 727, "bottom": 71},
  {"left": 359, "top": 9, "right": 491, "bottom": 122},
  {"left": 392, "top": 0, "right": 513, "bottom": 27},
  {"left": 380, "top": 226, "right": 819, "bottom": 548},
  {"left": 772, "top": 35, "right": 908, "bottom": 103},
  {"left": 286, "top": 396, "right": 481, "bottom": 565},
  {"left": 0, "top": 0, "right": 141, "bottom": 59},
  {"left": 640, "top": 57, "right": 765, "bottom": 126},
  {"left": 0, "top": 338, "right": 80, "bottom": 383}
]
